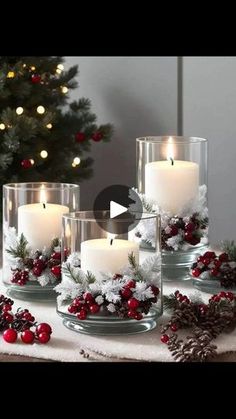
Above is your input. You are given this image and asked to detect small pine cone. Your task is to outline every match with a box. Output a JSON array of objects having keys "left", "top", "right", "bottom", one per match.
[
  {"left": 170, "top": 305, "right": 198, "bottom": 328},
  {"left": 23, "top": 258, "right": 34, "bottom": 269}
]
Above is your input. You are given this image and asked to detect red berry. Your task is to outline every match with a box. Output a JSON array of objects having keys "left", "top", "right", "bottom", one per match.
[
  {"left": 2, "top": 304, "right": 12, "bottom": 312},
  {"left": 83, "top": 292, "right": 94, "bottom": 303},
  {"left": 192, "top": 268, "right": 201, "bottom": 277},
  {"left": 184, "top": 231, "right": 193, "bottom": 242},
  {"left": 33, "top": 267, "right": 42, "bottom": 277},
  {"left": 183, "top": 297, "right": 190, "bottom": 303},
  {"left": 197, "top": 256, "right": 204, "bottom": 262},
  {"left": 4, "top": 313, "right": 14, "bottom": 323},
  {"left": 21, "top": 159, "right": 33, "bottom": 169},
  {"left": 38, "top": 332, "right": 50, "bottom": 344},
  {"left": 219, "top": 291, "right": 227, "bottom": 298},
  {"left": 161, "top": 334, "right": 169, "bottom": 344},
  {"left": 151, "top": 285, "right": 160, "bottom": 296},
  {"left": 204, "top": 251, "right": 216, "bottom": 259},
  {"left": 89, "top": 304, "right": 100, "bottom": 314},
  {"left": 128, "top": 310, "right": 137, "bottom": 318},
  {"left": 51, "top": 265, "right": 61, "bottom": 277},
  {"left": 214, "top": 259, "right": 222, "bottom": 268},
  {"left": 134, "top": 312, "right": 143, "bottom": 320},
  {"left": 128, "top": 298, "right": 140, "bottom": 309},
  {"left": 22, "top": 312, "right": 33, "bottom": 321},
  {"left": 75, "top": 132, "right": 86, "bottom": 143},
  {"left": 170, "top": 225, "right": 179, "bottom": 236},
  {"left": 51, "top": 252, "right": 61, "bottom": 260},
  {"left": 68, "top": 305, "right": 78, "bottom": 314},
  {"left": 17, "top": 279, "right": 25, "bottom": 286},
  {"left": 11, "top": 271, "right": 21, "bottom": 283},
  {"left": 171, "top": 324, "right": 178, "bottom": 332},
  {"left": 21, "top": 271, "right": 29, "bottom": 281},
  {"left": 121, "top": 288, "right": 132, "bottom": 299},
  {"left": 219, "top": 253, "right": 229, "bottom": 262},
  {"left": 202, "top": 258, "right": 211, "bottom": 266},
  {"left": 21, "top": 330, "right": 35, "bottom": 344},
  {"left": 185, "top": 222, "right": 195, "bottom": 232},
  {"left": 174, "top": 290, "right": 180, "bottom": 297},
  {"left": 226, "top": 292, "right": 234, "bottom": 301},
  {"left": 31, "top": 74, "right": 41, "bottom": 83},
  {"left": 3, "top": 328, "right": 17, "bottom": 343},
  {"left": 72, "top": 298, "right": 83, "bottom": 308},
  {"left": 36, "top": 323, "right": 52, "bottom": 335},
  {"left": 77, "top": 309, "right": 87, "bottom": 320},
  {"left": 210, "top": 268, "right": 219, "bottom": 277},
  {"left": 92, "top": 131, "right": 103, "bottom": 142},
  {"left": 190, "top": 236, "right": 201, "bottom": 246},
  {"left": 213, "top": 296, "right": 221, "bottom": 302},
  {"left": 126, "top": 280, "right": 136, "bottom": 289}
]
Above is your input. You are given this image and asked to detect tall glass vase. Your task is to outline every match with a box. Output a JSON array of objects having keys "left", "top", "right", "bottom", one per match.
[{"left": 136, "top": 136, "right": 208, "bottom": 281}]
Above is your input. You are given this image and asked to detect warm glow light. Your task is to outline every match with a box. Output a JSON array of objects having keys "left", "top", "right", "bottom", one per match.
[
  {"left": 0, "top": 123, "right": 5, "bottom": 130},
  {"left": 73, "top": 157, "right": 81, "bottom": 165},
  {"left": 23, "top": 64, "right": 27, "bottom": 68},
  {"left": 31, "top": 66, "right": 36, "bottom": 71},
  {"left": 40, "top": 150, "right": 48, "bottom": 158},
  {"left": 7, "top": 71, "right": 15, "bottom": 78},
  {"left": 40, "top": 185, "right": 47, "bottom": 205},
  {"left": 166, "top": 136, "right": 174, "bottom": 162},
  {"left": 16, "top": 107, "right": 24, "bottom": 115},
  {"left": 46, "top": 123, "right": 52, "bottom": 129},
  {"left": 30, "top": 159, "right": 35, "bottom": 165},
  {"left": 72, "top": 162, "right": 77, "bottom": 167},
  {"left": 56, "top": 68, "right": 62, "bottom": 75},
  {"left": 37, "top": 105, "right": 45, "bottom": 114},
  {"left": 61, "top": 86, "right": 68, "bottom": 94},
  {"left": 57, "top": 64, "right": 64, "bottom": 71}
]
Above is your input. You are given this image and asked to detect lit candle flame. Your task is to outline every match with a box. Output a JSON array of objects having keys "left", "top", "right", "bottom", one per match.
[
  {"left": 166, "top": 136, "right": 174, "bottom": 165},
  {"left": 40, "top": 184, "right": 47, "bottom": 208}
]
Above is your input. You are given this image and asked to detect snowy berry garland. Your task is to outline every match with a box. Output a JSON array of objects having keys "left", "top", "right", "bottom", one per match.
[
  {"left": 191, "top": 241, "right": 236, "bottom": 289},
  {"left": 4, "top": 227, "right": 62, "bottom": 287},
  {"left": 131, "top": 186, "right": 208, "bottom": 251},
  {"left": 55, "top": 252, "right": 161, "bottom": 321}
]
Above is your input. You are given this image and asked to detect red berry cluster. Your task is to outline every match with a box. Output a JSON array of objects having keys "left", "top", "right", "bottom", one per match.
[
  {"left": 208, "top": 291, "right": 235, "bottom": 303},
  {"left": 191, "top": 250, "right": 236, "bottom": 288},
  {"left": 68, "top": 277, "right": 160, "bottom": 321},
  {"left": 75, "top": 131, "right": 103, "bottom": 143},
  {"left": 0, "top": 294, "right": 52, "bottom": 344},
  {"left": 11, "top": 251, "right": 61, "bottom": 286},
  {"left": 161, "top": 214, "right": 207, "bottom": 251}
]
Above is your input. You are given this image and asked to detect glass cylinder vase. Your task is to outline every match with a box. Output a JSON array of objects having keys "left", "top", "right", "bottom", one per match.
[
  {"left": 136, "top": 136, "right": 208, "bottom": 281},
  {"left": 2, "top": 182, "right": 80, "bottom": 301},
  {"left": 55, "top": 210, "right": 162, "bottom": 335}
]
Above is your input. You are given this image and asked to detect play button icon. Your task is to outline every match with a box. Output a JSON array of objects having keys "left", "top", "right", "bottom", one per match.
[
  {"left": 110, "top": 201, "right": 128, "bottom": 218},
  {"left": 93, "top": 184, "right": 143, "bottom": 235}
]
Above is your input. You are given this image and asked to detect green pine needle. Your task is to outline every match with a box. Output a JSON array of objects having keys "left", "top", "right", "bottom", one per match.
[
  {"left": 6, "top": 233, "right": 29, "bottom": 259},
  {"left": 222, "top": 240, "right": 236, "bottom": 261}
]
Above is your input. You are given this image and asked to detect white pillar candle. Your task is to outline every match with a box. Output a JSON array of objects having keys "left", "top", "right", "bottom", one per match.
[
  {"left": 145, "top": 137, "right": 199, "bottom": 215},
  {"left": 81, "top": 238, "right": 139, "bottom": 276},
  {"left": 18, "top": 186, "right": 69, "bottom": 250}
]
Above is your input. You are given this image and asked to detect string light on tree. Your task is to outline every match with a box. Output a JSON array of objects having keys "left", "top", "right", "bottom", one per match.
[
  {"left": 37, "top": 105, "right": 45, "bottom": 114},
  {"left": 46, "top": 123, "right": 52, "bottom": 129},
  {"left": 73, "top": 157, "right": 81, "bottom": 166},
  {"left": 16, "top": 107, "right": 24, "bottom": 115},
  {"left": 0, "top": 123, "right": 6, "bottom": 130},
  {"left": 61, "top": 86, "right": 68, "bottom": 94},
  {"left": 7, "top": 71, "right": 15, "bottom": 78},
  {"left": 31, "top": 66, "right": 36, "bottom": 71},
  {"left": 40, "top": 150, "right": 48, "bottom": 159},
  {"left": 22, "top": 63, "right": 27, "bottom": 68},
  {"left": 57, "top": 64, "right": 64, "bottom": 71},
  {"left": 30, "top": 159, "right": 35, "bottom": 165}
]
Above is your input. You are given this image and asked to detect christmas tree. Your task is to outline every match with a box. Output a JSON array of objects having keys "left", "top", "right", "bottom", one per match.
[{"left": 0, "top": 56, "right": 113, "bottom": 188}]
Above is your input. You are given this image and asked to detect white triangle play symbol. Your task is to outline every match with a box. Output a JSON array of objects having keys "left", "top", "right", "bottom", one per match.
[{"left": 110, "top": 201, "right": 128, "bottom": 219}]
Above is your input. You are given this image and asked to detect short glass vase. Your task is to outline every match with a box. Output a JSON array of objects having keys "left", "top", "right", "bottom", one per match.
[
  {"left": 55, "top": 210, "right": 162, "bottom": 335},
  {"left": 2, "top": 182, "right": 80, "bottom": 301}
]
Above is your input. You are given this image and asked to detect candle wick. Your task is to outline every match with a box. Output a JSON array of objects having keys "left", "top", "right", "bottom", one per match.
[
  {"left": 43, "top": 203, "right": 46, "bottom": 209},
  {"left": 170, "top": 157, "right": 174, "bottom": 166},
  {"left": 110, "top": 239, "right": 113, "bottom": 246}
]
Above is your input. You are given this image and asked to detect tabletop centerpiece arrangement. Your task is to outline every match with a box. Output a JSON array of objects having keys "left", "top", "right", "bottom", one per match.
[
  {"left": 55, "top": 210, "right": 162, "bottom": 335},
  {"left": 2, "top": 182, "right": 80, "bottom": 301},
  {"left": 134, "top": 136, "right": 208, "bottom": 281}
]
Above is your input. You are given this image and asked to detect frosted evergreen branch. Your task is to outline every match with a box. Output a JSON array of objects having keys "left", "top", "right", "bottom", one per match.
[
  {"left": 221, "top": 240, "right": 236, "bottom": 261},
  {"left": 128, "top": 252, "right": 144, "bottom": 281},
  {"left": 86, "top": 271, "right": 96, "bottom": 283},
  {"left": 50, "top": 237, "right": 60, "bottom": 252},
  {"left": 5, "top": 233, "right": 29, "bottom": 259},
  {"left": 62, "top": 263, "right": 84, "bottom": 284}
]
